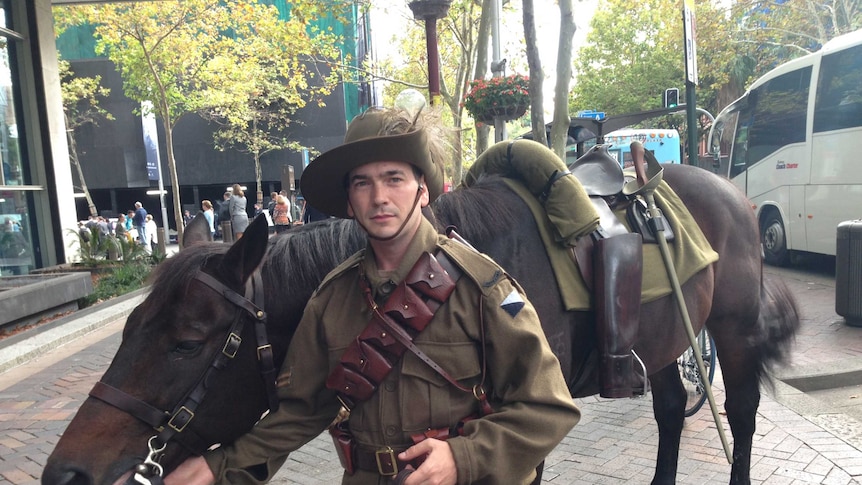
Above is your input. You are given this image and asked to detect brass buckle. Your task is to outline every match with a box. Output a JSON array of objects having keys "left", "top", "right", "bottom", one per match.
[
  {"left": 167, "top": 406, "right": 194, "bottom": 432},
  {"left": 375, "top": 446, "right": 398, "bottom": 476},
  {"left": 257, "top": 344, "right": 272, "bottom": 361},
  {"left": 222, "top": 332, "right": 241, "bottom": 358}
]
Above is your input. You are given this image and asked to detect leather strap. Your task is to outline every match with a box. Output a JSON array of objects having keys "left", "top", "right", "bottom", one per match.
[
  {"left": 353, "top": 445, "right": 420, "bottom": 476},
  {"left": 327, "top": 250, "right": 471, "bottom": 411},
  {"left": 88, "top": 268, "right": 276, "bottom": 456}
]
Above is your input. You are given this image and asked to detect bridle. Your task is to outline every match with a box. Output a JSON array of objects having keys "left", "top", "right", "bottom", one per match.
[{"left": 87, "top": 269, "right": 279, "bottom": 484}]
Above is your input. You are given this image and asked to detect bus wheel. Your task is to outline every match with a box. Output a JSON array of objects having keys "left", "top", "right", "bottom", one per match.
[{"left": 761, "top": 214, "right": 790, "bottom": 266}]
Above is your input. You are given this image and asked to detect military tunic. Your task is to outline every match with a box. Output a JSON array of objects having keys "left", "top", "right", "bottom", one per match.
[{"left": 204, "top": 218, "right": 580, "bottom": 484}]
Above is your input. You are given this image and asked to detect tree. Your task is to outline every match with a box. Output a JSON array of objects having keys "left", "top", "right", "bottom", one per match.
[
  {"left": 570, "top": 0, "right": 685, "bottom": 117},
  {"left": 60, "top": 0, "right": 347, "bottom": 244},
  {"left": 377, "top": 2, "right": 525, "bottom": 181},
  {"left": 729, "top": 0, "right": 862, "bottom": 86},
  {"left": 568, "top": 0, "right": 737, "bottom": 164},
  {"left": 377, "top": 1, "right": 486, "bottom": 183},
  {"left": 195, "top": 2, "right": 344, "bottom": 205},
  {"left": 548, "top": 0, "right": 576, "bottom": 160},
  {"left": 59, "top": 59, "right": 113, "bottom": 219}
]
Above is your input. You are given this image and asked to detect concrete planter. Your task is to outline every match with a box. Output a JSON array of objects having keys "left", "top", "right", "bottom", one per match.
[{"left": 0, "top": 273, "right": 94, "bottom": 330}]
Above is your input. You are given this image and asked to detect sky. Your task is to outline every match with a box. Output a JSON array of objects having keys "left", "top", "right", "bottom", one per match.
[{"left": 369, "top": 0, "right": 599, "bottom": 115}]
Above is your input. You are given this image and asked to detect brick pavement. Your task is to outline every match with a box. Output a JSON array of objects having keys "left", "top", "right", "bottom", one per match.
[{"left": 2, "top": 259, "right": 862, "bottom": 484}]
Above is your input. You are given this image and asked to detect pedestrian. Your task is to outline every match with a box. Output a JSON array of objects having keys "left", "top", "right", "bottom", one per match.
[
  {"left": 229, "top": 184, "right": 248, "bottom": 240},
  {"left": 216, "top": 192, "right": 231, "bottom": 239},
  {"left": 266, "top": 191, "right": 278, "bottom": 216},
  {"left": 132, "top": 201, "right": 147, "bottom": 247},
  {"left": 183, "top": 209, "right": 193, "bottom": 227},
  {"left": 201, "top": 200, "right": 215, "bottom": 239},
  {"left": 115, "top": 214, "right": 131, "bottom": 243},
  {"left": 166, "top": 107, "right": 579, "bottom": 485},
  {"left": 271, "top": 194, "right": 291, "bottom": 234},
  {"left": 144, "top": 214, "right": 157, "bottom": 252}
]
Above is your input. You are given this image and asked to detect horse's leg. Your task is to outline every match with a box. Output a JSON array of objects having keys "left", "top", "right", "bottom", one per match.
[
  {"left": 711, "top": 336, "right": 759, "bottom": 485},
  {"left": 648, "top": 362, "right": 687, "bottom": 485}
]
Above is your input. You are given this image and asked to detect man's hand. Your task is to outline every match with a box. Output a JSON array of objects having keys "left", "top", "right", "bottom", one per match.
[
  {"left": 164, "top": 456, "right": 215, "bottom": 485},
  {"left": 397, "top": 439, "right": 457, "bottom": 485}
]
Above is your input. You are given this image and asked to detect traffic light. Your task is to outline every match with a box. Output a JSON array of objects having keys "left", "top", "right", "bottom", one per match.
[{"left": 664, "top": 88, "right": 679, "bottom": 108}]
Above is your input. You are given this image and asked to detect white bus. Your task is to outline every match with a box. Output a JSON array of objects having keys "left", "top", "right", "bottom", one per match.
[{"left": 708, "top": 29, "right": 862, "bottom": 265}]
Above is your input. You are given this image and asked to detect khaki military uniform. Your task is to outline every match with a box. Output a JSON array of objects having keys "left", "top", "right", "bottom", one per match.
[{"left": 205, "top": 219, "right": 580, "bottom": 484}]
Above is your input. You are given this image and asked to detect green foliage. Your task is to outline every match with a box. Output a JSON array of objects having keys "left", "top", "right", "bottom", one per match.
[
  {"left": 67, "top": 227, "right": 155, "bottom": 308},
  {"left": 81, "top": 260, "right": 152, "bottom": 307},
  {"left": 729, "top": 0, "right": 862, "bottom": 84},
  {"left": 570, "top": 0, "right": 685, "bottom": 117},
  {"left": 67, "top": 227, "right": 118, "bottom": 265},
  {"left": 57, "top": 0, "right": 351, "bottom": 241},
  {"left": 67, "top": 227, "right": 150, "bottom": 265}
]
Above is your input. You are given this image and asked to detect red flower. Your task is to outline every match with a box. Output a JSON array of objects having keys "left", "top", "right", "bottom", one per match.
[{"left": 462, "top": 74, "right": 530, "bottom": 123}]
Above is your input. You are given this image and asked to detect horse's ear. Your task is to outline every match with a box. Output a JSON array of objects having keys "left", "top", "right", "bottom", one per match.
[
  {"left": 220, "top": 214, "right": 268, "bottom": 285},
  {"left": 182, "top": 212, "right": 213, "bottom": 248}
]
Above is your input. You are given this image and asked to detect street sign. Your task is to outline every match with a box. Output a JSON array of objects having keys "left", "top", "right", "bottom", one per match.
[{"left": 576, "top": 110, "right": 606, "bottom": 120}]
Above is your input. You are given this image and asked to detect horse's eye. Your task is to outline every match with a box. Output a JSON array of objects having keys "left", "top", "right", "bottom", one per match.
[{"left": 173, "top": 341, "right": 203, "bottom": 355}]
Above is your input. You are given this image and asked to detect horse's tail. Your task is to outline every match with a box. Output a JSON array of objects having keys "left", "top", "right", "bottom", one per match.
[{"left": 751, "top": 276, "right": 801, "bottom": 386}]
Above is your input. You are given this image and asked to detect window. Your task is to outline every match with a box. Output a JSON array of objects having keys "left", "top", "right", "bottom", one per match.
[
  {"left": 814, "top": 44, "right": 862, "bottom": 133},
  {"left": 0, "top": 1, "right": 34, "bottom": 275},
  {"left": 733, "top": 68, "right": 811, "bottom": 170}
]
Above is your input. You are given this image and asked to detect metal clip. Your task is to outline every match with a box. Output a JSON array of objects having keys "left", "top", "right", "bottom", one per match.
[{"left": 133, "top": 436, "right": 166, "bottom": 484}]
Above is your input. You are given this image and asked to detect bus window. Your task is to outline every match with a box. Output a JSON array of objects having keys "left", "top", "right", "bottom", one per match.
[
  {"left": 745, "top": 67, "right": 811, "bottom": 167},
  {"left": 814, "top": 44, "right": 862, "bottom": 132}
]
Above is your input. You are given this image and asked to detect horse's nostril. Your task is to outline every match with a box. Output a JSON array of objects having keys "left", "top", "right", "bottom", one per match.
[{"left": 42, "top": 467, "right": 93, "bottom": 485}]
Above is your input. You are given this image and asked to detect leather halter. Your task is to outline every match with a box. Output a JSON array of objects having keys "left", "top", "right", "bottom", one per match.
[{"left": 88, "top": 269, "right": 278, "bottom": 461}]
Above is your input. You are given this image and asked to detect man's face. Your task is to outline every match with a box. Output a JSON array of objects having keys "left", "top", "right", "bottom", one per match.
[{"left": 346, "top": 160, "right": 428, "bottom": 241}]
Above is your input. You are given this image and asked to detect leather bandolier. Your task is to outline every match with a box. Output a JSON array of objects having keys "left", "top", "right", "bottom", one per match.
[{"left": 325, "top": 250, "right": 492, "bottom": 478}]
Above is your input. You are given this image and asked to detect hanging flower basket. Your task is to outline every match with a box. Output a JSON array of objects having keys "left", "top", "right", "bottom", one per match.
[{"left": 462, "top": 74, "right": 530, "bottom": 124}]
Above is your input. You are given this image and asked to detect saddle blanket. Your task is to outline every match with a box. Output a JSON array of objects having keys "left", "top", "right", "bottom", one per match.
[{"left": 504, "top": 178, "right": 719, "bottom": 311}]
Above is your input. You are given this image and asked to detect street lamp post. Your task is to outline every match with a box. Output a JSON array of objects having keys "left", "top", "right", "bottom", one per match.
[{"left": 408, "top": 0, "right": 452, "bottom": 106}]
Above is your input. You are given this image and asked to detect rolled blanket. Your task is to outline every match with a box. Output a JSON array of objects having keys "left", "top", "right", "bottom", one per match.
[{"left": 465, "top": 139, "right": 600, "bottom": 246}]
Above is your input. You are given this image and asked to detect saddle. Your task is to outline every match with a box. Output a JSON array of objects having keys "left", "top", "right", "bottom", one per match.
[
  {"left": 568, "top": 144, "right": 674, "bottom": 289},
  {"left": 467, "top": 139, "right": 717, "bottom": 311},
  {"left": 568, "top": 144, "right": 674, "bottom": 244}
]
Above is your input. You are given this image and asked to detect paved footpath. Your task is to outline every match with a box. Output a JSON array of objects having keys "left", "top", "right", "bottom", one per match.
[{"left": 1, "top": 263, "right": 862, "bottom": 484}]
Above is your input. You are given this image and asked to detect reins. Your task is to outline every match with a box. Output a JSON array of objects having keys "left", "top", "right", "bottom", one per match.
[{"left": 88, "top": 269, "right": 278, "bottom": 484}]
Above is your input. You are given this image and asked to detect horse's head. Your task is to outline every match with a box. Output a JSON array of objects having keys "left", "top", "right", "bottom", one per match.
[{"left": 44, "top": 216, "right": 274, "bottom": 485}]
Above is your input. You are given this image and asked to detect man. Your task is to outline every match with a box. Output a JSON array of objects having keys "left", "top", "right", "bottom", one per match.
[
  {"left": 267, "top": 191, "right": 278, "bottom": 216},
  {"left": 216, "top": 191, "right": 231, "bottom": 237},
  {"left": 167, "top": 108, "right": 578, "bottom": 485},
  {"left": 132, "top": 202, "right": 147, "bottom": 247}
]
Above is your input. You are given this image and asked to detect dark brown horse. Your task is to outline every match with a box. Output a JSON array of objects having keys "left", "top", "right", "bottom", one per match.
[{"left": 43, "top": 164, "right": 798, "bottom": 485}]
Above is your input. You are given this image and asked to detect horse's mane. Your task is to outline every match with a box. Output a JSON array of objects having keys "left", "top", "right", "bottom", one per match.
[
  {"left": 142, "top": 243, "right": 229, "bottom": 319},
  {"left": 431, "top": 174, "right": 524, "bottom": 242},
  {"left": 142, "top": 179, "right": 520, "bottom": 317},
  {"left": 265, "top": 218, "right": 366, "bottom": 299}
]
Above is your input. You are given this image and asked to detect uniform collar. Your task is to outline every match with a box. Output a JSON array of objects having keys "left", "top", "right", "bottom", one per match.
[{"left": 362, "top": 218, "right": 439, "bottom": 299}]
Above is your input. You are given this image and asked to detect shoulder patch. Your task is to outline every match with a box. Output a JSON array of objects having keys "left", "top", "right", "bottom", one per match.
[{"left": 500, "top": 289, "right": 525, "bottom": 318}]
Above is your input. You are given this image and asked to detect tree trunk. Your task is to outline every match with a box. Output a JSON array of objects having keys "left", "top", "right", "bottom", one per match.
[
  {"left": 550, "top": 0, "right": 576, "bottom": 161},
  {"left": 162, "top": 114, "right": 184, "bottom": 247},
  {"left": 473, "top": 0, "right": 493, "bottom": 156},
  {"left": 65, "top": 115, "right": 98, "bottom": 218},
  {"left": 523, "top": 0, "right": 547, "bottom": 147}
]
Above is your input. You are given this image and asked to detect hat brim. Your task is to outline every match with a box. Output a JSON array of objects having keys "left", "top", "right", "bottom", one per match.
[{"left": 300, "top": 129, "right": 441, "bottom": 219}]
